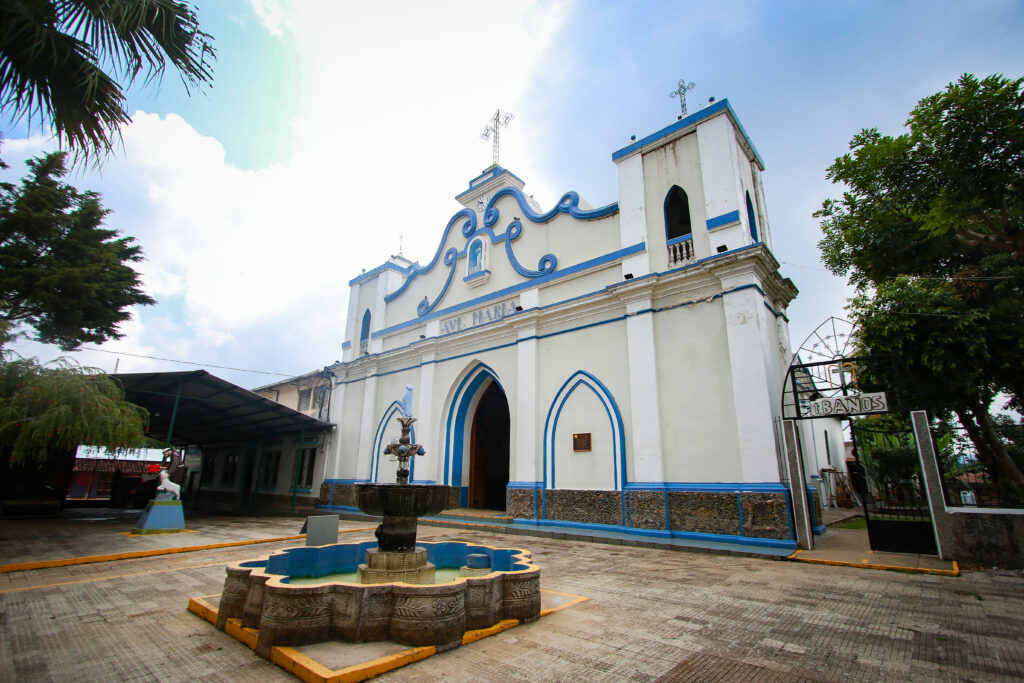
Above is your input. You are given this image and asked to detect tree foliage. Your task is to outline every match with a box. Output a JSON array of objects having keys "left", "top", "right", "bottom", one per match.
[
  {"left": 817, "top": 74, "right": 1024, "bottom": 493},
  {"left": 1, "top": 149, "right": 155, "bottom": 349},
  {"left": 0, "top": 356, "right": 148, "bottom": 466},
  {"left": 0, "top": 0, "right": 215, "bottom": 161}
]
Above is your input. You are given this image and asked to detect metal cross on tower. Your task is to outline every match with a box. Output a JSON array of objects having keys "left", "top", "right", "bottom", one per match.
[
  {"left": 669, "top": 79, "right": 696, "bottom": 117},
  {"left": 480, "top": 109, "right": 514, "bottom": 166}
]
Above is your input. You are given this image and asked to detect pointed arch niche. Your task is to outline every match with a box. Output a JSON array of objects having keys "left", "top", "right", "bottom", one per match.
[
  {"left": 543, "top": 370, "right": 626, "bottom": 492},
  {"left": 441, "top": 362, "right": 509, "bottom": 508},
  {"left": 370, "top": 401, "right": 416, "bottom": 484}
]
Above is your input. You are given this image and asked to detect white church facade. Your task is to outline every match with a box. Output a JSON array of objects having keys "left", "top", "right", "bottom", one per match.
[{"left": 266, "top": 100, "right": 813, "bottom": 548}]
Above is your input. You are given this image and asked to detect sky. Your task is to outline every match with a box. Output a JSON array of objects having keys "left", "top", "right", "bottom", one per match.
[{"left": 2, "top": 0, "right": 1023, "bottom": 390}]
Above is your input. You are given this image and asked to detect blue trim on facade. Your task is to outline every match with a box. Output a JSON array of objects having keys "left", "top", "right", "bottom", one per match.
[
  {"left": 341, "top": 341, "right": 351, "bottom": 350},
  {"left": 383, "top": 209, "right": 477, "bottom": 304},
  {"left": 507, "top": 481, "right": 542, "bottom": 488},
  {"left": 335, "top": 279, "right": 785, "bottom": 390},
  {"left": 372, "top": 241, "right": 645, "bottom": 338},
  {"left": 322, "top": 478, "right": 370, "bottom": 484},
  {"left": 383, "top": 187, "right": 618, "bottom": 308},
  {"left": 348, "top": 261, "right": 409, "bottom": 287},
  {"left": 510, "top": 518, "right": 796, "bottom": 549},
  {"left": 665, "top": 234, "right": 693, "bottom": 246},
  {"left": 706, "top": 210, "right": 741, "bottom": 230},
  {"left": 463, "top": 269, "right": 490, "bottom": 283},
  {"left": 624, "top": 481, "right": 787, "bottom": 493},
  {"left": 482, "top": 187, "right": 619, "bottom": 228},
  {"left": 611, "top": 98, "right": 766, "bottom": 170},
  {"left": 454, "top": 167, "right": 526, "bottom": 200},
  {"left": 503, "top": 219, "right": 557, "bottom": 277},
  {"left": 542, "top": 371, "right": 627, "bottom": 498},
  {"left": 442, "top": 363, "right": 502, "bottom": 494}
]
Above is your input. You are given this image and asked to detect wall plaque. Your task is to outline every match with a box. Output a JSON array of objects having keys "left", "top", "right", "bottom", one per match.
[{"left": 572, "top": 433, "right": 592, "bottom": 452}]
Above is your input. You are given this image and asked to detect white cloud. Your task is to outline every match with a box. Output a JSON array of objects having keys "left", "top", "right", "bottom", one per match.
[
  {"left": 249, "top": 0, "right": 287, "bottom": 37},
  {"left": 1, "top": 2, "right": 575, "bottom": 386}
]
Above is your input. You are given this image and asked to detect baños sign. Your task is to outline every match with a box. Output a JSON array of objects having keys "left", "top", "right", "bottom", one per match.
[{"left": 802, "top": 392, "right": 888, "bottom": 418}]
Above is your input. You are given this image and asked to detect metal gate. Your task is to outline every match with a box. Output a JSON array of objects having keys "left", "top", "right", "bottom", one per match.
[{"left": 847, "top": 422, "right": 936, "bottom": 555}]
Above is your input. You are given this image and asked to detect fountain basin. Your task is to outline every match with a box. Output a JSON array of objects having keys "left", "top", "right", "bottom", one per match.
[
  {"left": 217, "top": 540, "right": 541, "bottom": 656},
  {"left": 355, "top": 483, "right": 449, "bottom": 552}
]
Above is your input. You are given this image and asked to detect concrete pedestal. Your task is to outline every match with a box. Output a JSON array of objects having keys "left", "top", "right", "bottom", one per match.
[
  {"left": 131, "top": 499, "right": 186, "bottom": 534},
  {"left": 357, "top": 547, "right": 436, "bottom": 584}
]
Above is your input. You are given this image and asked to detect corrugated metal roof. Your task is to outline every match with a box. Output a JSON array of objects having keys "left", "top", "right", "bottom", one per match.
[{"left": 112, "top": 370, "right": 333, "bottom": 446}]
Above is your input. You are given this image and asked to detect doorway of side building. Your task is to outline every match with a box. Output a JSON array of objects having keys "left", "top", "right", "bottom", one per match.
[{"left": 469, "top": 381, "right": 510, "bottom": 509}]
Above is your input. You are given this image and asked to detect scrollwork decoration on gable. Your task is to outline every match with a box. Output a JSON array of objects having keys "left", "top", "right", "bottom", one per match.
[
  {"left": 386, "top": 209, "right": 477, "bottom": 304},
  {"left": 417, "top": 247, "right": 459, "bottom": 316},
  {"left": 389, "top": 188, "right": 618, "bottom": 311},
  {"left": 504, "top": 219, "right": 557, "bottom": 277}
]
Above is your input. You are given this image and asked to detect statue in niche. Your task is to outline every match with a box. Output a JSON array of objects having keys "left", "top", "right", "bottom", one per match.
[{"left": 468, "top": 239, "right": 484, "bottom": 274}]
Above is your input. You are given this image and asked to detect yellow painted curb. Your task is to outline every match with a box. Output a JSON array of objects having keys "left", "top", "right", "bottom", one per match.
[
  {"left": 462, "top": 619, "right": 518, "bottom": 644},
  {"left": 0, "top": 527, "right": 375, "bottom": 574},
  {"left": 189, "top": 587, "right": 588, "bottom": 682},
  {"left": 791, "top": 554, "right": 960, "bottom": 576},
  {"left": 539, "top": 589, "right": 590, "bottom": 616},
  {"left": 225, "top": 618, "right": 259, "bottom": 649},
  {"left": 187, "top": 596, "right": 219, "bottom": 625}
]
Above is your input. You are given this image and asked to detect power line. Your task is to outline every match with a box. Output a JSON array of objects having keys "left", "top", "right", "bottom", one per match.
[{"left": 79, "top": 346, "right": 297, "bottom": 377}]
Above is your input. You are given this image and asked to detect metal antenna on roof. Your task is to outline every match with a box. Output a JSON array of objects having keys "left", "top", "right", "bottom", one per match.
[
  {"left": 480, "top": 109, "right": 514, "bottom": 166},
  {"left": 669, "top": 79, "right": 696, "bottom": 117}
]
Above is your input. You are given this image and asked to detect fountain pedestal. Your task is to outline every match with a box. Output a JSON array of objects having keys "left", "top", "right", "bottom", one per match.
[
  {"left": 355, "top": 416, "right": 448, "bottom": 584},
  {"left": 357, "top": 547, "right": 436, "bottom": 584}
]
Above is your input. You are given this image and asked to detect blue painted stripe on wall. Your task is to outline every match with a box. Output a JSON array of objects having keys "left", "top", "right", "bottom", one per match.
[
  {"left": 348, "top": 261, "right": 410, "bottom": 287},
  {"left": 611, "top": 98, "right": 766, "bottom": 169},
  {"left": 625, "top": 481, "right": 788, "bottom": 493},
  {"left": 665, "top": 234, "right": 693, "bottom": 246},
  {"left": 706, "top": 210, "right": 741, "bottom": 230},
  {"left": 334, "top": 281, "right": 785, "bottom": 388},
  {"left": 372, "top": 241, "right": 646, "bottom": 338}
]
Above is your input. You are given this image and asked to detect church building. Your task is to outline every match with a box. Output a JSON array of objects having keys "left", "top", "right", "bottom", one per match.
[{"left": 285, "top": 99, "right": 806, "bottom": 548}]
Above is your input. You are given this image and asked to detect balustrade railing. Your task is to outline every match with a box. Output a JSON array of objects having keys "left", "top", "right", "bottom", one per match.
[{"left": 668, "top": 239, "right": 695, "bottom": 266}]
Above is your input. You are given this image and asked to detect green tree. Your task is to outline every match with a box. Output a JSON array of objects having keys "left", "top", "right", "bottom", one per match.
[
  {"left": 1, "top": 150, "right": 154, "bottom": 350},
  {"left": 0, "top": 0, "right": 215, "bottom": 160},
  {"left": 817, "top": 74, "right": 1024, "bottom": 493},
  {"left": 0, "top": 356, "right": 147, "bottom": 466}
]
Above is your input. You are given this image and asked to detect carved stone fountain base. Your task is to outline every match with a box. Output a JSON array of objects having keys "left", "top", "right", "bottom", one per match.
[{"left": 357, "top": 547, "right": 436, "bottom": 585}]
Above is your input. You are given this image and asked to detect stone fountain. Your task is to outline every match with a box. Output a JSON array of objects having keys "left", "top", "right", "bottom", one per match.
[
  {"left": 355, "top": 410, "right": 449, "bottom": 584},
  {"left": 212, "top": 385, "right": 541, "bottom": 654}
]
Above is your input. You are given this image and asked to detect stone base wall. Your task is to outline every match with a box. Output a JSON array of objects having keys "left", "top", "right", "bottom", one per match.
[
  {"left": 507, "top": 488, "right": 536, "bottom": 520},
  {"left": 507, "top": 487, "right": 791, "bottom": 542},
  {"left": 949, "top": 512, "right": 1024, "bottom": 568}
]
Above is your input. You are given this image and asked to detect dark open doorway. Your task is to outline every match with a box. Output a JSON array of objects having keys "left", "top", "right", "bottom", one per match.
[{"left": 469, "top": 381, "right": 510, "bottom": 509}]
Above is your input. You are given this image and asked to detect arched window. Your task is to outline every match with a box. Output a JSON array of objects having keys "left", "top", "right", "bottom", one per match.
[
  {"left": 746, "top": 191, "right": 759, "bottom": 243},
  {"left": 664, "top": 186, "right": 692, "bottom": 242},
  {"left": 359, "top": 310, "right": 371, "bottom": 354}
]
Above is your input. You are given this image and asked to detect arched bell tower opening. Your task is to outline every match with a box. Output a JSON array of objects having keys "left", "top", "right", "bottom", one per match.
[{"left": 469, "top": 381, "right": 510, "bottom": 509}]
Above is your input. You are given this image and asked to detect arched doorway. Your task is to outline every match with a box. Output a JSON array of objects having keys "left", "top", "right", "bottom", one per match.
[{"left": 469, "top": 381, "right": 510, "bottom": 509}]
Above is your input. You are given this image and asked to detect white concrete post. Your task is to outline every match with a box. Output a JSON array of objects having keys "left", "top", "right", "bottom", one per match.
[
  {"left": 721, "top": 278, "right": 780, "bottom": 482},
  {"left": 514, "top": 325, "right": 539, "bottom": 484},
  {"left": 355, "top": 371, "right": 378, "bottom": 481},
  {"left": 624, "top": 297, "right": 663, "bottom": 483},
  {"left": 416, "top": 354, "right": 436, "bottom": 482},
  {"left": 614, "top": 151, "right": 651, "bottom": 278}
]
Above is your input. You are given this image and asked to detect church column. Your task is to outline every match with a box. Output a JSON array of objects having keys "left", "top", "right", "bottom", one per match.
[
  {"left": 513, "top": 324, "right": 539, "bottom": 485},
  {"left": 416, "top": 353, "right": 436, "bottom": 482},
  {"left": 327, "top": 380, "right": 346, "bottom": 479},
  {"left": 355, "top": 368, "right": 378, "bottom": 482},
  {"left": 721, "top": 274, "right": 779, "bottom": 482},
  {"left": 624, "top": 296, "right": 664, "bottom": 483}
]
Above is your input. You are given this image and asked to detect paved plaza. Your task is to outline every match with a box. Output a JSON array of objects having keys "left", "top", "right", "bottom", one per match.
[{"left": 1, "top": 510, "right": 1023, "bottom": 681}]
